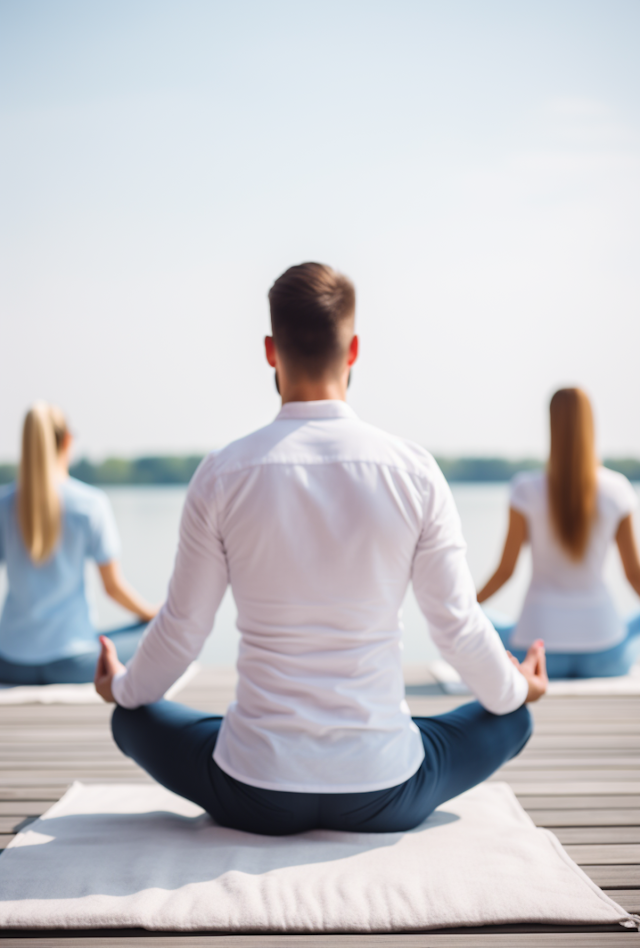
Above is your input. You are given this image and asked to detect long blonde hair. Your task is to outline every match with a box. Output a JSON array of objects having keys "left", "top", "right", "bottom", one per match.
[
  {"left": 17, "top": 403, "right": 69, "bottom": 564},
  {"left": 548, "top": 388, "right": 597, "bottom": 561}
]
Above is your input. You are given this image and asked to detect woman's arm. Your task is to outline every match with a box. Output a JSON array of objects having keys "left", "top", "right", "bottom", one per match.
[
  {"left": 616, "top": 515, "right": 640, "bottom": 598},
  {"left": 98, "top": 560, "right": 158, "bottom": 623},
  {"left": 477, "top": 508, "right": 527, "bottom": 603}
]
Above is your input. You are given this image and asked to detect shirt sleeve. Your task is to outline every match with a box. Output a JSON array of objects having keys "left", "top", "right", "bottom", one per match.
[
  {"left": 411, "top": 462, "right": 528, "bottom": 715},
  {"left": 112, "top": 462, "right": 229, "bottom": 708},
  {"left": 612, "top": 472, "right": 638, "bottom": 520},
  {"left": 88, "top": 491, "right": 121, "bottom": 564},
  {"left": 509, "top": 473, "right": 531, "bottom": 517}
]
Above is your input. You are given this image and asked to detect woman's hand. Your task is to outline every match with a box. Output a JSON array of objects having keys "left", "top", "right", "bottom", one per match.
[
  {"left": 94, "top": 635, "right": 126, "bottom": 703},
  {"left": 507, "top": 640, "right": 548, "bottom": 703}
]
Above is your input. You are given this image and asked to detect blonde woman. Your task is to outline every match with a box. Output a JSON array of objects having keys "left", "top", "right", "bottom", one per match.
[
  {"left": 0, "top": 404, "right": 157, "bottom": 684},
  {"left": 478, "top": 388, "right": 640, "bottom": 678}
]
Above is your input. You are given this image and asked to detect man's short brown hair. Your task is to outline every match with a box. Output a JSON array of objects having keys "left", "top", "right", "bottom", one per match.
[{"left": 268, "top": 263, "right": 355, "bottom": 378}]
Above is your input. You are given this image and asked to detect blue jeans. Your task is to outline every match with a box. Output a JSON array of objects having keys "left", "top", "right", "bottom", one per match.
[
  {"left": 0, "top": 623, "right": 147, "bottom": 685},
  {"left": 112, "top": 698, "right": 532, "bottom": 836},
  {"left": 486, "top": 609, "right": 640, "bottom": 678}
]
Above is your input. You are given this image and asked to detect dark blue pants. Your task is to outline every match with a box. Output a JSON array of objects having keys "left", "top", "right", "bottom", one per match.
[
  {"left": 0, "top": 623, "right": 147, "bottom": 685},
  {"left": 112, "top": 698, "right": 532, "bottom": 836},
  {"left": 487, "top": 610, "right": 640, "bottom": 678}
]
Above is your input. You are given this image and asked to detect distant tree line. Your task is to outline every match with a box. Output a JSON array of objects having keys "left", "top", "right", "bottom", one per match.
[
  {"left": 0, "top": 456, "right": 204, "bottom": 487},
  {"left": 1, "top": 454, "right": 640, "bottom": 486}
]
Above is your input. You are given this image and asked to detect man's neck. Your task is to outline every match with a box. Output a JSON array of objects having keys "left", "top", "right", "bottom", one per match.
[{"left": 279, "top": 375, "right": 348, "bottom": 405}]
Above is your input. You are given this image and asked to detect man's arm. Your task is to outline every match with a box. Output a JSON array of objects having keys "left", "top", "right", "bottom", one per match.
[
  {"left": 412, "top": 463, "right": 543, "bottom": 713},
  {"left": 97, "top": 463, "right": 228, "bottom": 707}
]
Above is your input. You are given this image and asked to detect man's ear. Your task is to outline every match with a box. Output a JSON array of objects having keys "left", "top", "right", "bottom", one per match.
[
  {"left": 347, "top": 334, "right": 359, "bottom": 367},
  {"left": 265, "top": 336, "right": 277, "bottom": 368}
]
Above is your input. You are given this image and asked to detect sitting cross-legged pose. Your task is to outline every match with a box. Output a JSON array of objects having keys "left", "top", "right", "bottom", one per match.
[
  {"left": 96, "top": 263, "right": 546, "bottom": 836},
  {"left": 478, "top": 388, "right": 640, "bottom": 678},
  {"left": 0, "top": 403, "right": 157, "bottom": 684}
]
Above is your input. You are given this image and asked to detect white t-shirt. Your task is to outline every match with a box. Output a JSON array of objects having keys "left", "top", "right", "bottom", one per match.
[
  {"left": 113, "top": 400, "right": 526, "bottom": 794},
  {"left": 509, "top": 467, "right": 637, "bottom": 652}
]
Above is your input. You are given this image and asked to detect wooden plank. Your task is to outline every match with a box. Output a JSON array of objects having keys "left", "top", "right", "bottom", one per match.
[
  {"left": 0, "top": 815, "right": 37, "bottom": 832},
  {"left": 0, "top": 757, "right": 139, "bottom": 767},
  {"left": 553, "top": 827, "right": 640, "bottom": 844},
  {"left": 0, "top": 744, "right": 115, "bottom": 753},
  {"left": 0, "top": 775, "right": 149, "bottom": 787},
  {"left": 517, "top": 795, "right": 640, "bottom": 809},
  {"left": 503, "top": 757, "right": 640, "bottom": 768},
  {"left": 581, "top": 864, "right": 640, "bottom": 886},
  {"left": 0, "top": 787, "right": 65, "bottom": 800},
  {"left": 0, "top": 759, "right": 136, "bottom": 769},
  {"left": 0, "top": 729, "right": 112, "bottom": 741},
  {"left": 0, "top": 801, "right": 52, "bottom": 816},
  {"left": 528, "top": 809, "right": 640, "bottom": 827},
  {"left": 0, "top": 766, "right": 144, "bottom": 776},
  {"left": 603, "top": 889, "right": 640, "bottom": 913},
  {"left": 507, "top": 782, "right": 640, "bottom": 795},
  {"left": 0, "top": 932, "right": 636, "bottom": 947},
  {"left": 532, "top": 723, "right": 640, "bottom": 734},
  {"left": 491, "top": 770, "right": 640, "bottom": 783},
  {"left": 563, "top": 843, "right": 640, "bottom": 864},
  {"left": 526, "top": 737, "right": 640, "bottom": 750},
  {"left": 0, "top": 708, "right": 112, "bottom": 720}
]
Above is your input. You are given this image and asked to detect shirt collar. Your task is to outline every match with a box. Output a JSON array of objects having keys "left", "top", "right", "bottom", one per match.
[{"left": 276, "top": 400, "right": 358, "bottom": 421}]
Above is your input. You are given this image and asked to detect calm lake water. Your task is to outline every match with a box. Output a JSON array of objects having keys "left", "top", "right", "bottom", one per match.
[{"left": 1, "top": 484, "right": 639, "bottom": 665}]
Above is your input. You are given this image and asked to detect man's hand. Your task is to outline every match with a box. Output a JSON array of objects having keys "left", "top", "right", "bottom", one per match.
[
  {"left": 507, "top": 639, "right": 548, "bottom": 703},
  {"left": 94, "top": 635, "right": 126, "bottom": 703}
]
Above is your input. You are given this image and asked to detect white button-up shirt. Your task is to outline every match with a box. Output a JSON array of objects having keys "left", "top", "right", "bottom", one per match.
[{"left": 113, "top": 401, "right": 527, "bottom": 793}]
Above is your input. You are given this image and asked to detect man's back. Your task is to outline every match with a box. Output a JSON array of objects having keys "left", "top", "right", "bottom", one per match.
[{"left": 208, "top": 399, "right": 432, "bottom": 792}]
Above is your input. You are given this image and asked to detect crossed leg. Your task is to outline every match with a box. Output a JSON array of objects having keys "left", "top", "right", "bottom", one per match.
[{"left": 112, "top": 698, "right": 532, "bottom": 835}]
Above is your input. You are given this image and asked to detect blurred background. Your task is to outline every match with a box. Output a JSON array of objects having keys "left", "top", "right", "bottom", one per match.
[{"left": 1, "top": 0, "right": 639, "bottom": 662}]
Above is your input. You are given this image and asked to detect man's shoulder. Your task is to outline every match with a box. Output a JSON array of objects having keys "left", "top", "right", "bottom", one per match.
[
  {"left": 190, "top": 416, "right": 443, "bottom": 496},
  {"left": 186, "top": 422, "right": 284, "bottom": 496},
  {"left": 350, "top": 419, "right": 441, "bottom": 478},
  {"left": 195, "top": 420, "right": 291, "bottom": 476}
]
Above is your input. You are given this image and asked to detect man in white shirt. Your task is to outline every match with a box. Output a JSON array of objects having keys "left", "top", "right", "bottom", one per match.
[{"left": 96, "top": 262, "right": 547, "bottom": 835}]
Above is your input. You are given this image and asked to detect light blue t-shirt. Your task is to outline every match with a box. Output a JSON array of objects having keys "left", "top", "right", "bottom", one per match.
[{"left": 0, "top": 478, "right": 120, "bottom": 664}]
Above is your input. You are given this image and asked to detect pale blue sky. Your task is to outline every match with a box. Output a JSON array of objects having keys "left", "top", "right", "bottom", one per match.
[{"left": 1, "top": 0, "right": 639, "bottom": 461}]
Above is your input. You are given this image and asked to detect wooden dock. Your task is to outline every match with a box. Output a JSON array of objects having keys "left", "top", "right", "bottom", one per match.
[{"left": 0, "top": 667, "right": 638, "bottom": 947}]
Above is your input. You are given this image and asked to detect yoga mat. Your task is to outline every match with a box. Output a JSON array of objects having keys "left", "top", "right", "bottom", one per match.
[
  {"left": 0, "top": 663, "right": 200, "bottom": 705},
  {"left": 0, "top": 781, "right": 636, "bottom": 932},
  {"left": 427, "top": 659, "right": 640, "bottom": 696}
]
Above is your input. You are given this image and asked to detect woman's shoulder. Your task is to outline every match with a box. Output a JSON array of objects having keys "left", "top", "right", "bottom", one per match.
[
  {"left": 61, "top": 478, "right": 111, "bottom": 516},
  {"left": 597, "top": 466, "right": 638, "bottom": 517},
  {"left": 61, "top": 479, "right": 119, "bottom": 557},
  {"left": 509, "top": 469, "right": 545, "bottom": 512}
]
